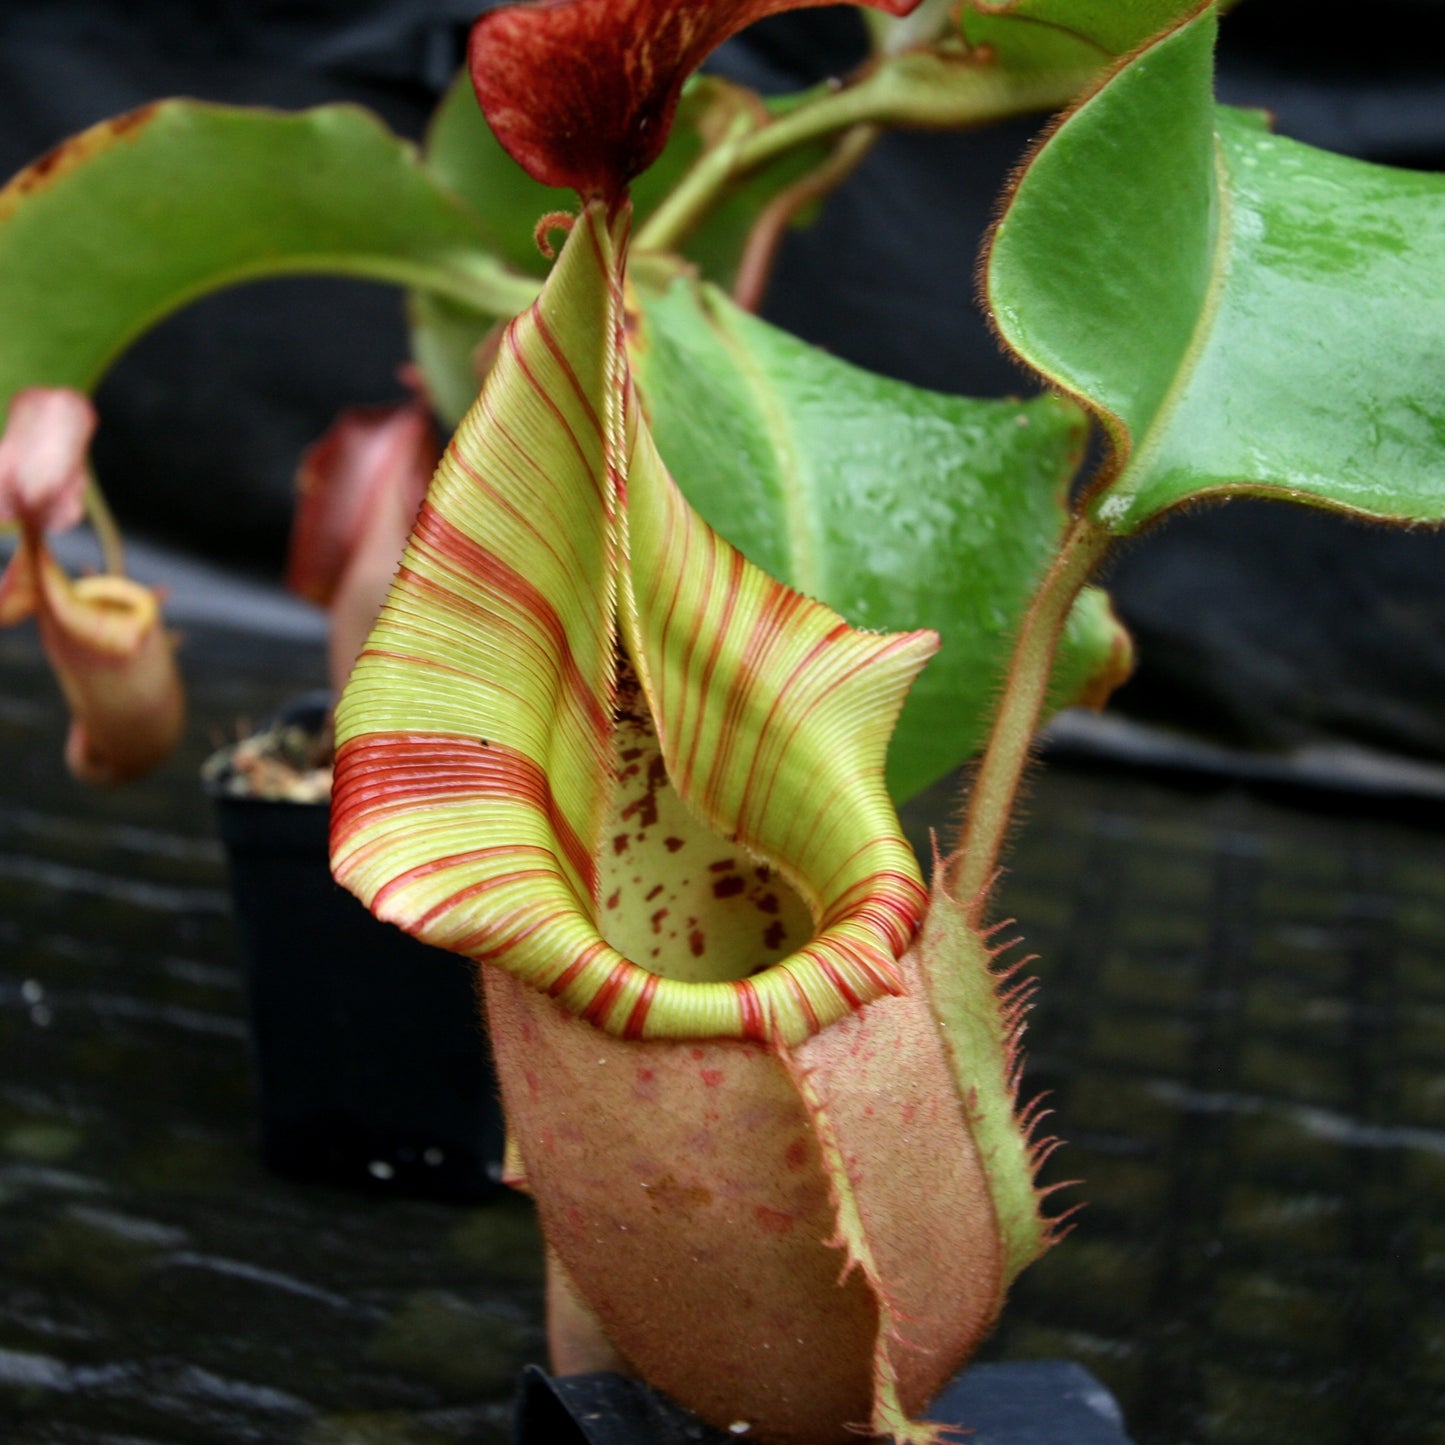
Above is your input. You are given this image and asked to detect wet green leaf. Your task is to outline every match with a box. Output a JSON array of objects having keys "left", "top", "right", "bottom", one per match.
[
  {"left": 987, "top": 7, "right": 1445, "bottom": 533},
  {"left": 631, "top": 273, "right": 1129, "bottom": 801}
]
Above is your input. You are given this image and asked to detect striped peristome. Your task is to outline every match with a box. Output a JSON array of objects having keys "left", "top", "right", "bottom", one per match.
[{"left": 331, "top": 200, "right": 937, "bottom": 1045}]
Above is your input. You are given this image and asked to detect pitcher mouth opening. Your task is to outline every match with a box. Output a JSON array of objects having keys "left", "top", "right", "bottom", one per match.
[
  {"left": 334, "top": 686, "right": 926, "bottom": 1047},
  {"left": 569, "top": 673, "right": 922, "bottom": 1043}
]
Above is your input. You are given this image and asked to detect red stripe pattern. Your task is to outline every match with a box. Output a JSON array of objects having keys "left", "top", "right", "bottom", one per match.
[{"left": 331, "top": 199, "right": 938, "bottom": 1043}]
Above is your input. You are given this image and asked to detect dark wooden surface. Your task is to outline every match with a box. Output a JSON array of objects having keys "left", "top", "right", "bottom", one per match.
[{"left": 2, "top": 613, "right": 1443, "bottom": 1444}]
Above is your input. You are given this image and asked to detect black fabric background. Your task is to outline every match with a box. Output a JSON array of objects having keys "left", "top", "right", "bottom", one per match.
[{"left": 3, "top": 0, "right": 1444, "bottom": 757}]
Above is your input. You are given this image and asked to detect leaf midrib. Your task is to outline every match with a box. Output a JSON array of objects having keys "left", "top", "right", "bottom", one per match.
[{"left": 1097, "top": 124, "right": 1235, "bottom": 528}]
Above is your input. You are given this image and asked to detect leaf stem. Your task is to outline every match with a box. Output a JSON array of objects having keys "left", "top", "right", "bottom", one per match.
[
  {"left": 632, "top": 112, "right": 755, "bottom": 256},
  {"left": 731, "top": 124, "right": 880, "bottom": 312},
  {"left": 949, "top": 515, "right": 1113, "bottom": 907},
  {"left": 83, "top": 470, "right": 126, "bottom": 576},
  {"left": 634, "top": 51, "right": 1095, "bottom": 256},
  {"left": 324, "top": 254, "right": 540, "bottom": 319}
]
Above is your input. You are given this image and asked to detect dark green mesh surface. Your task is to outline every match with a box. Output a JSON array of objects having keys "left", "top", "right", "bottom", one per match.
[{"left": 932, "top": 769, "right": 1445, "bottom": 1445}]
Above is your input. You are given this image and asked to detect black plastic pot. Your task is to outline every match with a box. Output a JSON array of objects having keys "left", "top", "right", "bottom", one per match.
[
  {"left": 207, "top": 700, "right": 503, "bottom": 1202},
  {"left": 513, "top": 1362, "right": 1136, "bottom": 1444}
]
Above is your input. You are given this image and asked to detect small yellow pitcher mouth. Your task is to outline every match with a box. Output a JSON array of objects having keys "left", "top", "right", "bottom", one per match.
[
  {"left": 0, "top": 383, "right": 184, "bottom": 788},
  {"left": 0, "top": 547, "right": 183, "bottom": 786},
  {"left": 52, "top": 571, "right": 161, "bottom": 652}
]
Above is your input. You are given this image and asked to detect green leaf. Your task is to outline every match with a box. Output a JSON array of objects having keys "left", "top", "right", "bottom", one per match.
[
  {"left": 970, "top": 0, "right": 1217, "bottom": 56},
  {"left": 630, "top": 272, "right": 1128, "bottom": 801},
  {"left": 987, "top": 6, "right": 1445, "bottom": 532},
  {"left": 419, "top": 69, "right": 568, "bottom": 280},
  {"left": 958, "top": 7, "right": 1109, "bottom": 73},
  {"left": 0, "top": 100, "right": 535, "bottom": 412},
  {"left": 850, "top": 2, "right": 1218, "bottom": 178}
]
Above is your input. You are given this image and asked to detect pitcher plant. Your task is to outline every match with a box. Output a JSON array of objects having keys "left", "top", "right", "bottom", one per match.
[{"left": 2, "top": 0, "right": 1444, "bottom": 1441}]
